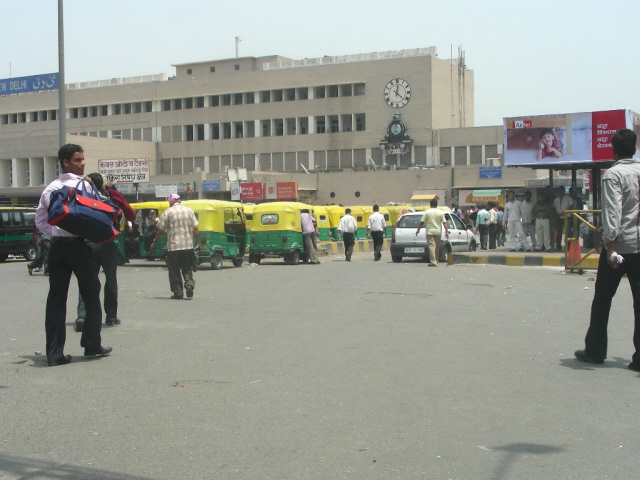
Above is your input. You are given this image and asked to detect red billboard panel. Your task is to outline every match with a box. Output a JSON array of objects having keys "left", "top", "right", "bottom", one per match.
[
  {"left": 276, "top": 182, "right": 298, "bottom": 200},
  {"left": 240, "top": 182, "right": 264, "bottom": 201}
]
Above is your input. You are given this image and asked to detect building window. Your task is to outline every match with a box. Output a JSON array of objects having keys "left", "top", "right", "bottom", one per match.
[
  {"left": 297, "top": 87, "right": 308, "bottom": 100},
  {"left": 173, "top": 99, "right": 182, "bottom": 110},
  {"left": 222, "top": 122, "right": 232, "bottom": 139},
  {"left": 234, "top": 64, "right": 240, "bottom": 71},
  {"left": 114, "top": 104, "right": 122, "bottom": 115},
  {"left": 329, "top": 115, "right": 339, "bottom": 132},
  {"left": 211, "top": 123, "right": 220, "bottom": 140},
  {"left": 273, "top": 90, "right": 283, "bottom": 102},
  {"left": 51, "top": 110, "right": 57, "bottom": 120},
  {"left": 234, "top": 93, "right": 243, "bottom": 105},
  {"left": 245, "top": 92, "right": 255, "bottom": 104},
  {"left": 90, "top": 106, "right": 98, "bottom": 117},
  {"left": 470, "top": 145, "right": 483, "bottom": 164},
  {"left": 210, "top": 95, "right": 220, "bottom": 107},
  {"left": 341, "top": 84, "right": 352, "bottom": 96},
  {"left": 71, "top": 108, "right": 79, "bottom": 118},
  {"left": 210, "top": 66, "right": 216, "bottom": 73},
  {"left": 355, "top": 113, "right": 366, "bottom": 131},
  {"left": 455, "top": 146, "right": 468, "bottom": 165},
  {"left": 162, "top": 100, "right": 171, "bottom": 111},
  {"left": 261, "top": 120, "right": 271, "bottom": 137},
  {"left": 354, "top": 83, "right": 365, "bottom": 96},
  {"left": 286, "top": 88, "right": 296, "bottom": 101},
  {"left": 112, "top": 130, "right": 122, "bottom": 139},
  {"left": 299, "top": 117, "right": 308, "bottom": 134},
  {"left": 196, "top": 124, "right": 205, "bottom": 141},
  {"left": 315, "top": 116, "right": 326, "bottom": 134},
  {"left": 315, "top": 86, "right": 326, "bottom": 99},
  {"left": 101, "top": 105, "right": 108, "bottom": 116},
  {"left": 328, "top": 85, "right": 339, "bottom": 97},
  {"left": 145, "top": 101, "right": 152, "bottom": 112},
  {"left": 275, "top": 119, "right": 284, "bottom": 136},
  {"left": 124, "top": 103, "right": 132, "bottom": 114},
  {"left": 185, "top": 125, "right": 194, "bottom": 142},
  {"left": 196, "top": 97, "right": 204, "bottom": 108},
  {"left": 81, "top": 107, "right": 88, "bottom": 118},
  {"left": 31, "top": 111, "right": 38, "bottom": 122},
  {"left": 261, "top": 91, "right": 271, "bottom": 103},
  {"left": 222, "top": 94, "right": 231, "bottom": 106},
  {"left": 187, "top": 68, "right": 192, "bottom": 75},
  {"left": 134, "top": 102, "right": 142, "bottom": 113},
  {"left": 185, "top": 98, "right": 193, "bottom": 109},
  {"left": 41, "top": 111, "right": 48, "bottom": 121},
  {"left": 234, "top": 122, "right": 243, "bottom": 138}
]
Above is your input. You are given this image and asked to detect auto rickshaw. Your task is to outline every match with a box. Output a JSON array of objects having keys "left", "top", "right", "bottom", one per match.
[
  {"left": 249, "top": 201, "right": 310, "bottom": 265},
  {"left": 326, "top": 205, "right": 345, "bottom": 241},
  {"left": 311, "top": 206, "right": 331, "bottom": 241},
  {"left": 356, "top": 205, "right": 392, "bottom": 238},
  {"left": 387, "top": 205, "right": 414, "bottom": 226},
  {"left": 182, "top": 199, "right": 246, "bottom": 269},
  {"left": 125, "top": 201, "right": 170, "bottom": 261}
]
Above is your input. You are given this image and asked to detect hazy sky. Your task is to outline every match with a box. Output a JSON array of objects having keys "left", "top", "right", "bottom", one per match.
[{"left": 1, "top": 0, "right": 638, "bottom": 126}]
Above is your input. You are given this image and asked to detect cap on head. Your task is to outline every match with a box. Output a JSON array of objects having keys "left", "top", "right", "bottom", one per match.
[{"left": 168, "top": 193, "right": 181, "bottom": 206}]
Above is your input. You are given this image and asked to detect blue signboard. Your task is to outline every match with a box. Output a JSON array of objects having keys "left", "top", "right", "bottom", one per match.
[
  {"left": 479, "top": 166, "right": 502, "bottom": 179},
  {"left": 0, "top": 73, "right": 59, "bottom": 95},
  {"left": 202, "top": 180, "right": 221, "bottom": 192}
]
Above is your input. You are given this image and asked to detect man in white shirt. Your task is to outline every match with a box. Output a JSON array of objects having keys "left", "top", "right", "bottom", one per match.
[
  {"left": 504, "top": 190, "right": 532, "bottom": 252},
  {"left": 520, "top": 190, "right": 537, "bottom": 250},
  {"left": 552, "top": 186, "right": 573, "bottom": 251},
  {"left": 35, "top": 144, "right": 112, "bottom": 366},
  {"left": 337, "top": 208, "right": 358, "bottom": 261},
  {"left": 366, "top": 205, "right": 386, "bottom": 261}
]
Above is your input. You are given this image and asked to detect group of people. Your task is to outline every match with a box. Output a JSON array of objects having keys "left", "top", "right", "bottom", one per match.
[
  {"left": 35, "top": 143, "right": 199, "bottom": 367},
  {"left": 468, "top": 185, "right": 580, "bottom": 252}
]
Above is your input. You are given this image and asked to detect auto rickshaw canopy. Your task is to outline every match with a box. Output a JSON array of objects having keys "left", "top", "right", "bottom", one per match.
[{"left": 464, "top": 190, "right": 506, "bottom": 207}]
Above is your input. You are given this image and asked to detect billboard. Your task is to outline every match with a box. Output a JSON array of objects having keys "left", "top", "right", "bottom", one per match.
[
  {"left": 0, "top": 73, "right": 59, "bottom": 95},
  {"left": 99, "top": 158, "right": 150, "bottom": 183},
  {"left": 503, "top": 109, "right": 640, "bottom": 166}
]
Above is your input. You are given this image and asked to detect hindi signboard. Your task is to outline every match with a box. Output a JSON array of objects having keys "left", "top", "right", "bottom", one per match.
[
  {"left": 504, "top": 109, "right": 640, "bottom": 167},
  {"left": 99, "top": 158, "right": 150, "bottom": 184}
]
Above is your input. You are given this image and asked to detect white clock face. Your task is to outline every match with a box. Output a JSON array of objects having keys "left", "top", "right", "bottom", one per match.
[{"left": 384, "top": 78, "right": 411, "bottom": 108}]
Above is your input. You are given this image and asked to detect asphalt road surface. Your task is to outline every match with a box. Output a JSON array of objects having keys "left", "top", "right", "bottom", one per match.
[{"left": 1, "top": 252, "right": 638, "bottom": 480}]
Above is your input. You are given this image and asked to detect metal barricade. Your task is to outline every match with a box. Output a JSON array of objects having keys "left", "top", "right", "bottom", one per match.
[{"left": 563, "top": 209, "right": 601, "bottom": 274}]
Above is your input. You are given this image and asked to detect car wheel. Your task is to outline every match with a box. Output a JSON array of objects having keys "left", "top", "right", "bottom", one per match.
[
  {"left": 24, "top": 244, "right": 38, "bottom": 262},
  {"left": 232, "top": 258, "right": 243, "bottom": 267},
  {"left": 439, "top": 245, "right": 451, "bottom": 263},
  {"left": 211, "top": 251, "right": 223, "bottom": 270},
  {"left": 391, "top": 255, "right": 403, "bottom": 263},
  {"left": 469, "top": 239, "right": 477, "bottom": 252},
  {"left": 0, "top": 254, "right": 8, "bottom": 263}
]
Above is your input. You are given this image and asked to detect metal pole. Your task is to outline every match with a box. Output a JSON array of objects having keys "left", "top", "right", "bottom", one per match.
[{"left": 58, "top": 0, "right": 66, "bottom": 148}]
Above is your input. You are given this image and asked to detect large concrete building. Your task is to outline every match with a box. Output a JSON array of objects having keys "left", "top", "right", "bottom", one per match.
[{"left": 0, "top": 47, "right": 542, "bottom": 205}]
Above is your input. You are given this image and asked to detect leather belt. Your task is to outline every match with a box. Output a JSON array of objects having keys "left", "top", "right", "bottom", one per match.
[{"left": 52, "top": 236, "right": 83, "bottom": 242}]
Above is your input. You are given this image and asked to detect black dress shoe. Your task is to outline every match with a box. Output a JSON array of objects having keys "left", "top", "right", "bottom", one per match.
[
  {"left": 84, "top": 346, "right": 113, "bottom": 357},
  {"left": 574, "top": 349, "right": 604, "bottom": 364},
  {"left": 185, "top": 286, "right": 194, "bottom": 298},
  {"left": 105, "top": 317, "right": 121, "bottom": 326},
  {"left": 628, "top": 362, "right": 640, "bottom": 372},
  {"left": 75, "top": 318, "right": 84, "bottom": 332},
  {"left": 171, "top": 294, "right": 183, "bottom": 299},
  {"left": 48, "top": 354, "right": 72, "bottom": 366}
]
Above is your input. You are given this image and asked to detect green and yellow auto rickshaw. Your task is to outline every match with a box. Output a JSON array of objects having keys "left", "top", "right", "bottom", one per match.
[
  {"left": 182, "top": 199, "right": 246, "bottom": 269},
  {"left": 311, "top": 206, "right": 331, "bottom": 242},
  {"left": 125, "top": 201, "right": 170, "bottom": 261},
  {"left": 326, "top": 205, "right": 345, "bottom": 241},
  {"left": 249, "top": 201, "right": 310, "bottom": 265},
  {"left": 348, "top": 206, "right": 368, "bottom": 240}
]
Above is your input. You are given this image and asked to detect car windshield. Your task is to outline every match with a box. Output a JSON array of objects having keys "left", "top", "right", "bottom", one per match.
[{"left": 397, "top": 215, "right": 421, "bottom": 228}]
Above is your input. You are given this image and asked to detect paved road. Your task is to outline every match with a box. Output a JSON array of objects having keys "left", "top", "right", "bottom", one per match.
[{"left": 1, "top": 252, "right": 638, "bottom": 480}]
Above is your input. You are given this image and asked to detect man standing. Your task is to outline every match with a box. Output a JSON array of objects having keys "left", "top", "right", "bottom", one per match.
[
  {"left": 75, "top": 173, "right": 136, "bottom": 332},
  {"left": 504, "top": 190, "right": 532, "bottom": 252},
  {"left": 487, "top": 202, "right": 499, "bottom": 250},
  {"left": 575, "top": 129, "right": 640, "bottom": 371},
  {"left": 35, "top": 144, "right": 112, "bottom": 366},
  {"left": 476, "top": 204, "right": 489, "bottom": 250},
  {"left": 150, "top": 194, "right": 199, "bottom": 299},
  {"left": 415, "top": 199, "right": 449, "bottom": 267},
  {"left": 366, "top": 204, "right": 386, "bottom": 261},
  {"left": 520, "top": 190, "right": 536, "bottom": 251},
  {"left": 337, "top": 208, "right": 358, "bottom": 261},
  {"left": 300, "top": 209, "right": 319, "bottom": 264},
  {"left": 552, "top": 186, "right": 573, "bottom": 251},
  {"left": 531, "top": 193, "right": 553, "bottom": 251}
]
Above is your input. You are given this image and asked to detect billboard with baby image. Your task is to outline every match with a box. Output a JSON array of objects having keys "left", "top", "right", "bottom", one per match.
[{"left": 503, "top": 109, "right": 639, "bottom": 166}]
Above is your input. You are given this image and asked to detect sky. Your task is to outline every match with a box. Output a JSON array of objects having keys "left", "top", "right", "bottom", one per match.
[{"left": 1, "top": 0, "right": 639, "bottom": 127}]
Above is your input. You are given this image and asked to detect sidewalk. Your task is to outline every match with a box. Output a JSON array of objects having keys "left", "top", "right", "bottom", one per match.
[{"left": 317, "top": 239, "right": 599, "bottom": 269}]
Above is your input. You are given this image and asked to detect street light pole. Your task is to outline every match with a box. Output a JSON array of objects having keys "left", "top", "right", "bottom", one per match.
[{"left": 58, "top": 0, "right": 66, "bottom": 148}]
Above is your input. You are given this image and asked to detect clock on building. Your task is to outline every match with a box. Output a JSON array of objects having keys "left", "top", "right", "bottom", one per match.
[{"left": 384, "top": 78, "right": 411, "bottom": 108}]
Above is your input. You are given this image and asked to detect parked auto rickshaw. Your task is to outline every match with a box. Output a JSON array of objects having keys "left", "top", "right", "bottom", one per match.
[
  {"left": 311, "top": 206, "right": 331, "bottom": 241},
  {"left": 182, "top": 199, "right": 246, "bottom": 269},
  {"left": 326, "top": 205, "right": 345, "bottom": 241},
  {"left": 357, "top": 205, "right": 392, "bottom": 238},
  {"left": 249, "top": 201, "right": 310, "bottom": 265},
  {"left": 387, "top": 205, "right": 414, "bottom": 226},
  {"left": 126, "top": 201, "right": 170, "bottom": 261}
]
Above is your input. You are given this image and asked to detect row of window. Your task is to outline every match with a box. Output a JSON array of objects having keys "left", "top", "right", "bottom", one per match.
[{"left": 0, "top": 83, "right": 367, "bottom": 125}]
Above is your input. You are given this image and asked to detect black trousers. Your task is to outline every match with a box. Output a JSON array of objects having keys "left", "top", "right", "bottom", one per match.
[
  {"left": 488, "top": 224, "right": 497, "bottom": 249},
  {"left": 46, "top": 238, "right": 102, "bottom": 362},
  {"left": 584, "top": 250, "right": 640, "bottom": 363},
  {"left": 553, "top": 218, "right": 564, "bottom": 249},
  {"left": 478, "top": 225, "right": 488, "bottom": 249},
  {"left": 78, "top": 241, "right": 118, "bottom": 322},
  {"left": 166, "top": 249, "right": 195, "bottom": 295},
  {"left": 371, "top": 231, "right": 384, "bottom": 259},
  {"left": 343, "top": 232, "right": 355, "bottom": 258}
]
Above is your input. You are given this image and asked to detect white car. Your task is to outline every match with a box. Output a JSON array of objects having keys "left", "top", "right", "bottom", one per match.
[{"left": 390, "top": 211, "right": 477, "bottom": 263}]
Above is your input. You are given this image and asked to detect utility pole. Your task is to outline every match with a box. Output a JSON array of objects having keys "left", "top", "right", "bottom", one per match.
[{"left": 58, "top": 0, "right": 66, "bottom": 148}]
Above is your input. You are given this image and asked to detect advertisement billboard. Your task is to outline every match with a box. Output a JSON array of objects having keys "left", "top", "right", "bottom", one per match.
[
  {"left": 99, "top": 158, "right": 150, "bottom": 183},
  {"left": 503, "top": 109, "right": 640, "bottom": 167}
]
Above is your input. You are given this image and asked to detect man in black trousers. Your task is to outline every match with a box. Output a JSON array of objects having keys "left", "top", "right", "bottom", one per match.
[{"left": 34, "top": 144, "right": 112, "bottom": 366}]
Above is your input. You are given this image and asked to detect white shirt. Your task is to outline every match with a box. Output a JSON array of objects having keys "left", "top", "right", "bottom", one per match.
[
  {"left": 553, "top": 195, "right": 573, "bottom": 215},
  {"left": 367, "top": 212, "right": 386, "bottom": 232},
  {"left": 520, "top": 200, "right": 534, "bottom": 224},
  {"left": 338, "top": 214, "right": 357, "bottom": 233},
  {"left": 35, "top": 173, "right": 92, "bottom": 238},
  {"left": 504, "top": 200, "right": 523, "bottom": 223}
]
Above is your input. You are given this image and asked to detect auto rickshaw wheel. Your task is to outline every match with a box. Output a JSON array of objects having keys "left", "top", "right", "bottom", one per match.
[
  {"left": 211, "top": 252, "right": 223, "bottom": 270},
  {"left": 232, "top": 258, "right": 243, "bottom": 267},
  {"left": 24, "top": 244, "right": 38, "bottom": 262}
]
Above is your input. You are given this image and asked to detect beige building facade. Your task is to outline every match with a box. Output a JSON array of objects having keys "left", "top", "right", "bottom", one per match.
[{"left": 0, "top": 47, "right": 542, "bottom": 204}]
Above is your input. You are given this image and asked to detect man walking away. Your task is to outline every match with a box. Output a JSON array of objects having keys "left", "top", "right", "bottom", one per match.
[
  {"left": 476, "top": 204, "right": 489, "bottom": 250},
  {"left": 415, "top": 199, "right": 449, "bottom": 267},
  {"left": 366, "top": 204, "right": 386, "bottom": 261},
  {"left": 338, "top": 208, "right": 358, "bottom": 261},
  {"left": 150, "top": 194, "right": 199, "bottom": 299},
  {"left": 575, "top": 129, "right": 640, "bottom": 371},
  {"left": 300, "top": 209, "right": 319, "bottom": 264}
]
